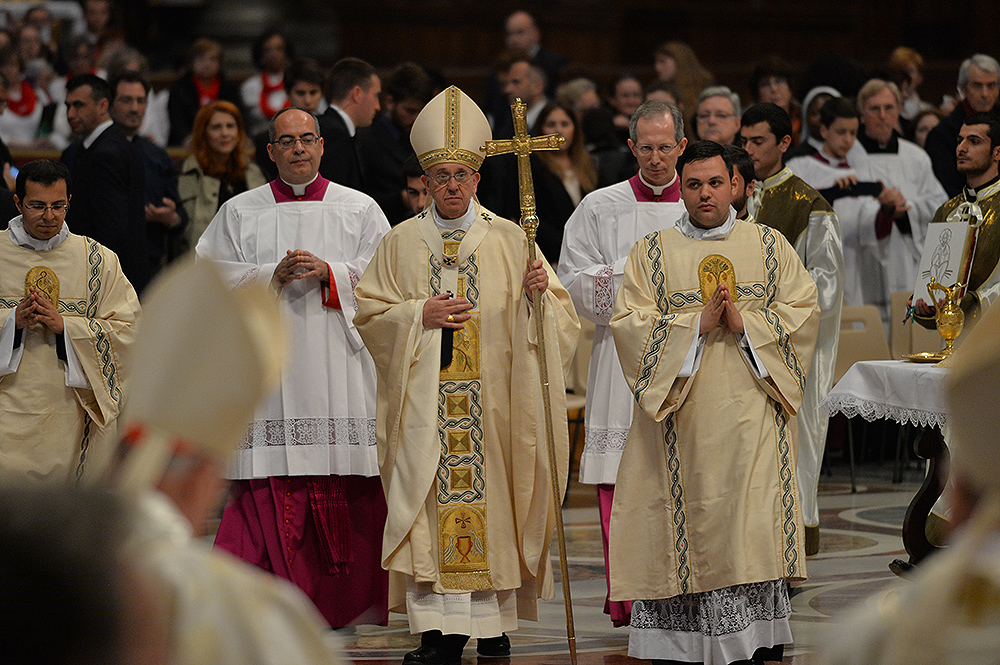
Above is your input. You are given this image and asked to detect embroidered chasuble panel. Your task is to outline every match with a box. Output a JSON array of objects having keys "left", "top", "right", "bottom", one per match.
[{"left": 432, "top": 229, "right": 491, "bottom": 591}]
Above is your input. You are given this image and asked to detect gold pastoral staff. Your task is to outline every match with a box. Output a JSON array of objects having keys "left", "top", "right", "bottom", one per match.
[{"left": 483, "top": 98, "right": 576, "bottom": 665}]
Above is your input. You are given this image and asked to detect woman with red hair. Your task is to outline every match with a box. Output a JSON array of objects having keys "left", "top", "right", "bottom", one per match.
[{"left": 178, "top": 101, "right": 266, "bottom": 252}]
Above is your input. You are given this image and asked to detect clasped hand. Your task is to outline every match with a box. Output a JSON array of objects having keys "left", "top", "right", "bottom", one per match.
[
  {"left": 15, "top": 288, "right": 64, "bottom": 333},
  {"left": 271, "top": 249, "right": 329, "bottom": 289},
  {"left": 699, "top": 284, "right": 743, "bottom": 335}
]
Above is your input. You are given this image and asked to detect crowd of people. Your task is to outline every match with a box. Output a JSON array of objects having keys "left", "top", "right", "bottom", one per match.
[{"left": 4, "top": 3, "right": 1000, "bottom": 665}]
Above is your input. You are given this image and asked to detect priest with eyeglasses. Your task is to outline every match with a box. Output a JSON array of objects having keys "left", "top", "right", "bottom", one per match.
[
  {"left": 0, "top": 159, "right": 140, "bottom": 484},
  {"left": 197, "top": 107, "right": 392, "bottom": 628}
]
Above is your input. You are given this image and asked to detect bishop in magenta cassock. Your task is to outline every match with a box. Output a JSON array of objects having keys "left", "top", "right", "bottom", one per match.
[{"left": 196, "top": 107, "right": 391, "bottom": 627}]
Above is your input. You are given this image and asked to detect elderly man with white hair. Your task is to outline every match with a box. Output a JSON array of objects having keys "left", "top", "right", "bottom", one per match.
[
  {"left": 925, "top": 53, "right": 1000, "bottom": 197},
  {"left": 695, "top": 85, "right": 742, "bottom": 146}
]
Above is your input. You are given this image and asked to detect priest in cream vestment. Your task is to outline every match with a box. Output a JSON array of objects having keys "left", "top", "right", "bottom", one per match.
[
  {"left": 0, "top": 159, "right": 139, "bottom": 483},
  {"left": 354, "top": 86, "right": 579, "bottom": 665},
  {"left": 609, "top": 142, "right": 819, "bottom": 665}
]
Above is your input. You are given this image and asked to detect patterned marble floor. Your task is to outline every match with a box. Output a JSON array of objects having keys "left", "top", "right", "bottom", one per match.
[{"left": 332, "top": 464, "right": 922, "bottom": 665}]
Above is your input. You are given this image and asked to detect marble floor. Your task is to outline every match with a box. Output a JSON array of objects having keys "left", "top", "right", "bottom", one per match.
[{"left": 333, "top": 459, "right": 923, "bottom": 665}]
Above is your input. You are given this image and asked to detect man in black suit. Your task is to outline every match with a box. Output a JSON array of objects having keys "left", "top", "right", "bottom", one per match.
[
  {"left": 61, "top": 74, "right": 150, "bottom": 294},
  {"left": 110, "top": 72, "right": 187, "bottom": 270},
  {"left": 503, "top": 11, "right": 566, "bottom": 98},
  {"left": 317, "top": 57, "right": 381, "bottom": 190},
  {"left": 357, "top": 62, "right": 432, "bottom": 224}
]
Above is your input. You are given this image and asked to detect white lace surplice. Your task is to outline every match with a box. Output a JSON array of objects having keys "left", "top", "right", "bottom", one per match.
[
  {"left": 196, "top": 180, "right": 390, "bottom": 479},
  {"left": 557, "top": 181, "right": 685, "bottom": 484}
]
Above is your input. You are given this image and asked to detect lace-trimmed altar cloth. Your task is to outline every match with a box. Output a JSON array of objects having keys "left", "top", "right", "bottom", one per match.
[{"left": 819, "top": 360, "right": 949, "bottom": 428}]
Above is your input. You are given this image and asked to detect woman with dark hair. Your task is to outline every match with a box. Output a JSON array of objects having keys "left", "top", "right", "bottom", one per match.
[
  {"left": 178, "top": 101, "right": 265, "bottom": 252},
  {"left": 167, "top": 38, "right": 245, "bottom": 147},
  {"left": 750, "top": 55, "right": 802, "bottom": 145},
  {"left": 505, "top": 102, "right": 596, "bottom": 264},
  {"left": 240, "top": 29, "right": 292, "bottom": 136}
]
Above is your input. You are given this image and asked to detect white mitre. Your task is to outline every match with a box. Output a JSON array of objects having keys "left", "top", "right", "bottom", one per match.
[
  {"left": 117, "top": 259, "right": 287, "bottom": 492},
  {"left": 410, "top": 85, "right": 492, "bottom": 172},
  {"left": 947, "top": 303, "right": 1000, "bottom": 496}
]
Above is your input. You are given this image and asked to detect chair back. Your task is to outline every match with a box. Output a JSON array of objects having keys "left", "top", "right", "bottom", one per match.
[{"left": 835, "top": 305, "right": 891, "bottom": 384}]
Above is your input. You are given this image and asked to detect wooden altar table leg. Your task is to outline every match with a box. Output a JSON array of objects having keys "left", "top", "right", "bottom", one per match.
[{"left": 891, "top": 426, "right": 948, "bottom": 575}]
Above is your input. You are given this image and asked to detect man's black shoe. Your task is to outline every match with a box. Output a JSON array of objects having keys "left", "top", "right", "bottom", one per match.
[
  {"left": 402, "top": 645, "right": 462, "bottom": 665},
  {"left": 476, "top": 633, "right": 510, "bottom": 657}
]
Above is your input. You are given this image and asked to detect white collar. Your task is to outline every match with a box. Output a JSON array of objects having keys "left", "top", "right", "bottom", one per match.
[
  {"left": 83, "top": 118, "right": 114, "bottom": 149},
  {"left": 639, "top": 169, "right": 677, "bottom": 195},
  {"left": 7, "top": 214, "right": 70, "bottom": 250},
  {"left": 331, "top": 104, "right": 356, "bottom": 137},
  {"left": 431, "top": 199, "right": 476, "bottom": 230},
  {"left": 280, "top": 173, "right": 319, "bottom": 196},
  {"left": 675, "top": 207, "right": 737, "bottom": 240},
  {"left": 525, "top": 97, "right": 548, "bottom": 129}
]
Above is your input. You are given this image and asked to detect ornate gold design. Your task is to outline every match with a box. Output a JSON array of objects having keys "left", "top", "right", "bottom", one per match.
[
  {"left": 927, "top": 277, "right": 965, "bottom": 358},
  {"left": 447, "top": 394, "right": 469, "bottom": 417},
  {"left": 698, "top": 254, "right": 738, "bottom": 303},
  {"left": 25, "top": 266, "right": 59, "bottom": 305},
  {"left": 439, "top": 504, "right": 491, "bottom": 590},
  {"left": 417, "top": 87, "right": 485, "bottom": 171},
  {"left": 441, "top": 315, "right": 480, "bottom": 380},
  {"left": 482, "top": 98, "right": 563, "bottom": 244},
  {"left": 447, "top": 430, "right": 471, "bottom": 453}
]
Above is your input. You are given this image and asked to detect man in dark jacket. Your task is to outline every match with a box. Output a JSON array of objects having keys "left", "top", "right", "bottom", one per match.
[{"left": 61, "top": 74, "right": 150, "bottom": 294}]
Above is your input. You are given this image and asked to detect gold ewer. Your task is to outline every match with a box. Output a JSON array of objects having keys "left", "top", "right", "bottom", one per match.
[{"left": 927, "top": 277, "right": 965, "bottom": 357}]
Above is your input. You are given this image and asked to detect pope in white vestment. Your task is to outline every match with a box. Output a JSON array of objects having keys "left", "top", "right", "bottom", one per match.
[
  {"left": 0, "top": 160, "right": 140, "bottom": 483},
  {"left": 196, "top": 108, "right": 391, "bottom": 628},
  {"left": 354, "top": 86, "right": 579, "bottom": 664}
]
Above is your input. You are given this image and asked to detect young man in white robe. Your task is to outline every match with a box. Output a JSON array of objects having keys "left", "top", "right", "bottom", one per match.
[
  {"left": 557, "top": 99, "right": 687, "bottom": 626},
  {"left": 610, "top": 140, "right": 819, "bottom": 665},
  {"left": 354, "top": 86, "right": 579, "bottom": 665},
  {"left": 196, "top": 107, "right": 391, "bottom": 627},
  {"left": 787, "top": 96, "right": 887, "bottom": 315},
  {"left": 0, "top": 159, "right": 139, "bottom": 483}
]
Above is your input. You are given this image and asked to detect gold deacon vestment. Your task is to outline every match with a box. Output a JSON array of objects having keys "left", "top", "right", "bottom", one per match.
[
  {"left": 917, "top": 177, "right": 1000, "bottom": 329},
  {"left": 609, "top": 220, "right": 818, "bottom": 602},
  {"left": 0, "top": 230, "right": 139, "bottom": 481},
  {"left": 354, "top": 202, "right": 579, "bottom": 619}
]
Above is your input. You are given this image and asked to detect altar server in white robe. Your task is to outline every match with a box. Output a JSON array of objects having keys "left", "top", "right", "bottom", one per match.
[
  {"left": 852, "top": 79, "right": 947, "bottom": 314},
  {"left": 557, "top": 99, "right": 687, "bottom": 626},
  {"left": 787, "top": 96, "right": 885, "bottom": 313},
  {"left": 196, "top": 107, "right": 391, "bottom": 627}
]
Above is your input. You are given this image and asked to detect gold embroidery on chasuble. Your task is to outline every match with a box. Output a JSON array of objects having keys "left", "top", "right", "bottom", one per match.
[
  {"left": 433, "top": 228, "right": 490, "bottom": 590},
  {"left": 698, "top": 254, "right": 737, "bottom": 303},
  {"left": 25, "top": 266, "right": 59, "bottom": 305}
]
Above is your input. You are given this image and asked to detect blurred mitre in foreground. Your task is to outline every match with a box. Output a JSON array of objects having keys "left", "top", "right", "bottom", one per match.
[{"left": 117, "top": 259, "right": 286, "bottom": 492}]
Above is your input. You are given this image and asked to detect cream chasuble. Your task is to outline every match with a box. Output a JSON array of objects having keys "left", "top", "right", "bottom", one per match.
[
  {"left": 608, "top": 220, "right": 818, "bottom": 601},
  {"left": 354, "top": 202, "right": 579, "bottom": 619},
  {"left": 0, "top": 224, "right": 139, "bottom": 482}
]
